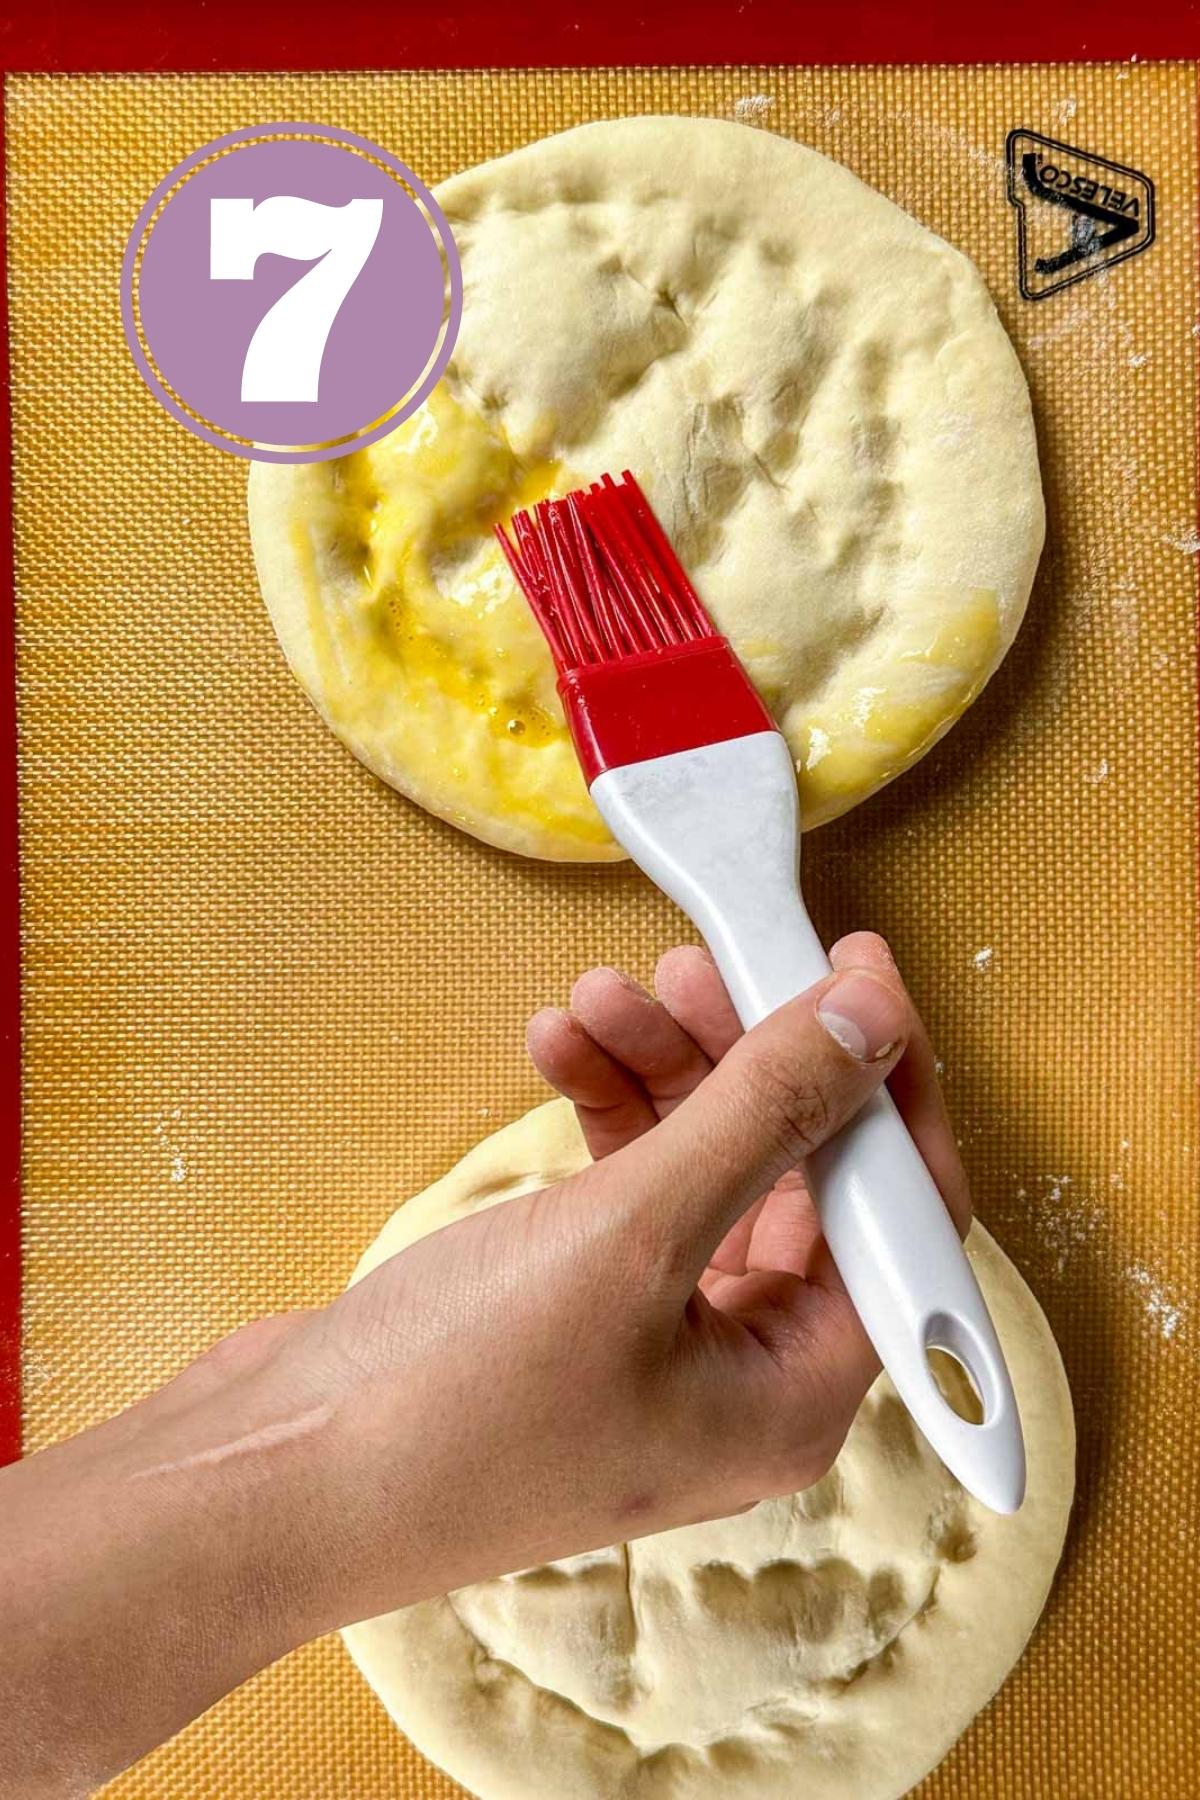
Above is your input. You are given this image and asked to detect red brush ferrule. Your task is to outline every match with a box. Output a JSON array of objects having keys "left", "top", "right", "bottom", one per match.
[{"left": 558, "top": 637, "right": 776, "bottom": 785}]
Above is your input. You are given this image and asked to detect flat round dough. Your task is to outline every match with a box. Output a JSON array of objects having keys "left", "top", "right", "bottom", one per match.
[
  {"left": 342, "top": 1100, "right": 1074, "bottom": 1800},
  {"left": 250, "top": 118, "right": 1044, "bottom": 861}
]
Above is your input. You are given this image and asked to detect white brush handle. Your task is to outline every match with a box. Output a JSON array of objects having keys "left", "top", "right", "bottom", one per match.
[{"left": 591, "top": 730, "right": 1025, "bottom": 1515}]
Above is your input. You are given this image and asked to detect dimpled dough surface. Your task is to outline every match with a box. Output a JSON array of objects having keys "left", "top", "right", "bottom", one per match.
[
  {"left": 250, "top": 118, "right": 1044, "bottom": 861},
  {"left": 342, "top": 1101, "right": 1074, "bottom": 1800}
]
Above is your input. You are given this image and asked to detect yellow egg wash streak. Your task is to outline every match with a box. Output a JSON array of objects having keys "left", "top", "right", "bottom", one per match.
[
  {"left": 270, "top": 382, "right": 1003, "bottom": 857},
  {"left": 289, "top": 386, "right": 619, "bottom": 857},
  {"left": 795, "top": 590, "right": 1002, "bottom": 816}
]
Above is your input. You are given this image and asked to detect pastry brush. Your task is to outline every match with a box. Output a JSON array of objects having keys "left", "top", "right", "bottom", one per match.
[{"left": 497, "top": 471, "right": 1025, "bottom": 1515}]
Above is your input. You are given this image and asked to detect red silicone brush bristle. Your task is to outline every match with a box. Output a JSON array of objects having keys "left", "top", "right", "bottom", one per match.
[
  {"left": 496, "top": 472, "right": 716, "bottom": 674},
  {"left": 496, "top": 470, "right": 773, "bottom": 783}
]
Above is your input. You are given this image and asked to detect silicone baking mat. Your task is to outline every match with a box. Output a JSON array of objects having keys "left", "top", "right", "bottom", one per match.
[{"left": 6, "top": 61, "right": 1198, "bottom": 1800}]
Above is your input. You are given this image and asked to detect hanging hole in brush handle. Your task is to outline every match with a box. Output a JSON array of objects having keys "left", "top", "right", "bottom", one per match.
[
  {"left": 805, "top": 1086, "right": 1026, "bottom": 1514},
  {"left": 925, "top": 1312, "right": 1000, "bottom": 1423},
  {"left": 924, "top": 1344, "right": 986, "bottom": 1425}
]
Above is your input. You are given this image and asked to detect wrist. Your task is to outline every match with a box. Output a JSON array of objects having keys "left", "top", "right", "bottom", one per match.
[
  {"left": 140, "top": 1320, "right": 359, "bottom": 1651},
  {"left": 163, "top": 1306, "right": 435, "bottom": 1642},
  {"left": 0, "top": 1340, "right": 327, "bottom": 1794},
  {"left": 92, "top": 1311, "right": 363, "bottom": 1658}
]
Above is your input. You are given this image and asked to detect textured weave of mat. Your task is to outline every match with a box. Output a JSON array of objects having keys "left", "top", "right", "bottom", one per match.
[{"left": 6, "top": 63, "right": 1198, "bottom": 1800}]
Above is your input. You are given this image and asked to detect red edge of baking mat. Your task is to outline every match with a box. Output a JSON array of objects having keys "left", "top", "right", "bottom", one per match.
[{"left": 0, "top": 0, "right": 1198, "bottom": 1468}]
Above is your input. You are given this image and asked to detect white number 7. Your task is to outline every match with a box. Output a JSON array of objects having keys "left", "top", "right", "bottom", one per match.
[{"left": 210, "top": 196, "right": 383, "bottom": 404}]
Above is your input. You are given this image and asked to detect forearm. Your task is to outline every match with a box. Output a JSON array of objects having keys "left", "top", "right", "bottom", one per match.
[{"left": 1, "top": 1332, "right": 344, "bottom": 1798}]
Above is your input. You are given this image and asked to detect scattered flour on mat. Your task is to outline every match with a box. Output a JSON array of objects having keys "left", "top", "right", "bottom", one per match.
[
  {"left": 1128, "top": 350, "right": 1150, "bottom": 369},
  {"left": 1024, "top": 1170, "right": 1189, "bottom": 1344},
  {"left": 1126, "top": 1265, "right": 1186, "bottom": 1342},
  {"left": 153, "top": 1109, "right": 188, "bottom": 1185},
  {"left": 1161, "top": 526, "right": 1200, "bottom": 555},
  {"left": 21, "top": 1345, "right": 55, "bottom": 1396},
  {"left": 732, "top": 94, "right": 774, "bottom": 122},
  {"left": 892, "top": 114, "right": 1006, "bottom": 179},
  {"left": 1111, "top": 586, "right": 1140, "bottom": 651},
  {"left": 1085, "top": 757, "right": 1110, "bottom": 784},
  {"left": 1027, "top": 311, "right": 1081, "bottom": 355},
  {"left": 1026, "top": 1174, "right": 1102, "bottom": 1274},
  {"left": 1054, "top": 96, "right": 1078, "bottom": 123},
  {"left": 972, "top": 946, "right": 994, "bottom": 972}
]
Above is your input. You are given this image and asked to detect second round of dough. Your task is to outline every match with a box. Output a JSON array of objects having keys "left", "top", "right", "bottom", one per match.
[
  {"left": 250, "top": 117, "right": 1044, "bottom": 860},
  {"left": 342, "top": 1100, "right": 1074, "bottom": 1800}
]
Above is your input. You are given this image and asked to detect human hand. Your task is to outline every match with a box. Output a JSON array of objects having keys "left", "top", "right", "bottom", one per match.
[
  {"left": 302, "top": 931, "right": 970, "bottom": 1627},
  {"left": 1, "top": 933, "right": 969, "bottom": 1798},
  {"left": 527, "top": 928, "right": 970, "bottom": 1315}
]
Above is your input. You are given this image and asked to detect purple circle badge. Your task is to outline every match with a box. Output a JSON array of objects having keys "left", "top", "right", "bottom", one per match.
[{"left": 122, "top": 123, "right": 462, "bottom": 463}]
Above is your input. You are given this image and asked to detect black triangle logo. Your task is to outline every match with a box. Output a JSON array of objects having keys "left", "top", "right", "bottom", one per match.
[{"left": 1006, "top": 130, "right": 1155, "bottom": 301}]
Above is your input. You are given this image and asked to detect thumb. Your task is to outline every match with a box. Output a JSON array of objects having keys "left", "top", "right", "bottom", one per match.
[{"left": 596, "top": 964, "right": 911, "bottom": 1291}]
